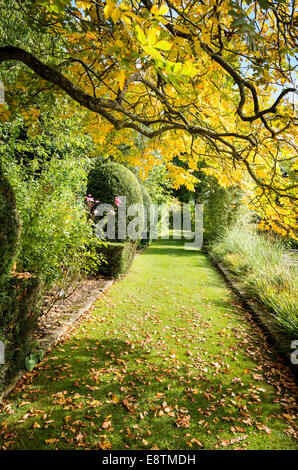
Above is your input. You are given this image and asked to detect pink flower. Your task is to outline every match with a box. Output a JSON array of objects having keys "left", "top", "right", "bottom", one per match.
[
  {"left": 115, "top": 196, "right": 122, "bottom": 206},
  {"left": 94, "top": 209, "right": 98, "bottom": 215},
  {"left": 85, "top": 194, "right": 99, "bottom": 204}
]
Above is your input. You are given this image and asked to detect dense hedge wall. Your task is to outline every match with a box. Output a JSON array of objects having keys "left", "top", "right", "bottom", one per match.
[
  {"left": 140, "top": 184, "right": 153, "bottom": 243},
  {"left": 0, "top": 166, "right": 21, "bottom": 284},
  {"left": 0, "top": 275, "right": 41, "bottom": 387},
  {"left": 87, "top": 161, "right": 144, "bottom": 241},
  {"left": 94, "top": 241, "right": 137, "bottom": 278},
  {"left": 0, "top": 165, "right": 41, "bottom": 389}
]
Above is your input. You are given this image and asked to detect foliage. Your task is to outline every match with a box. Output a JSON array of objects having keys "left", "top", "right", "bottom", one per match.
[
  {"left": 211, "top": 217, "right": 298, "bottom": 344},
  {"left": 25, "top": 348, "right": 44, "bottom": 372},
  {"left": 140, "top": 184, "right": 153, "bottom": 243},
  {"left": 0, "top": 275, "right": 41, "bottom": 387},
  {"left": 0, "top": 158, "right": 42, "bottom": 389},
  {"left": 0, "top": 0, "right": 296, "bottom": 237},
  {"left": 168, "top": 158, "right": 245, "bottom": 241},
  {"left": 201, "top": 184, "right": 244, "bottom": 242},
  {"left": 0, "top": 163, "right": 20, "bottom": 284},
  {"left": 0, "top": 116, "right": 101, "bottom": 289},
  {"left": 94, "top": 241, "right": 137, "bottom": 279},
  {"left": 87, "top": 161, "right": 144, "bottom": 241},
  {"left": 143, "top": 164, "right": 176, "bottom": 206}
]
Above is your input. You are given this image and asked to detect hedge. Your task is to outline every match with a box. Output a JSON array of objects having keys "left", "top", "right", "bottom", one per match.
[
  {"left": 0, "top": 166, "right": 41, "bottom": 389},
  {"left": 0, "top": 275, "right": 41, "bottom": 387},
  {"left": 93, "top": 241, "right": 137, "bottom": 278},
  {"left": 140, "top": 184, "right": 153, "bottom": 244},
  {"left": 0, "top": 166, "right": 21, "bottom": 284},
  {"left": 87, "top": 161, "right": 144, "bottom": 241}
]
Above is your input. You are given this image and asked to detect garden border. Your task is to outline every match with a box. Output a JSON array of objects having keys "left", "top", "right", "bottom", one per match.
[
  {"left": 0, "top": 279, "right": 114, "bottom": 403},
  {"left": 0, "top": 244, "right": 148, "bottom": 403},
  {"left": 206, "top": 250, "right": 298, "bottom": 382}
]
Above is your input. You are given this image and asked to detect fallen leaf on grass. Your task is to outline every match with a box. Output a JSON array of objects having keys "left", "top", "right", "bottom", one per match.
[{"left": 45, "top": 438, "right": 59, "bottom": 445}]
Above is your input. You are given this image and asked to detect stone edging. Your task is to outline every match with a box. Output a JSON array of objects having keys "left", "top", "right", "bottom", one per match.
[
  {"left": 206, "top": 251, "right": 298, "bottom": 382},
  {"left": 0, "top": 279, "right": 114, "bottom": 402}
]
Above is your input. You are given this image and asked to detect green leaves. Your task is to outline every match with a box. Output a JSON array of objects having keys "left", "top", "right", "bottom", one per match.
[
  {"left": 25, "top": 354, "right": 37, "bottom": 371},
  {"left": 39, "top": 0, "right": 71, "bottom": 14}
]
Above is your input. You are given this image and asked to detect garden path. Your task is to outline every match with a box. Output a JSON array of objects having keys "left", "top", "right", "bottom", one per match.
[{"left": 0, "top": 239, "right": 297, "bottom": 450}]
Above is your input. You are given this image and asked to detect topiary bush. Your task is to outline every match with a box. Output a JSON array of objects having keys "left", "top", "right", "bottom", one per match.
[
  {"left": 87, "top": 161, "right": 144, "bottom": 241},
  {"left": 0, "top": 165, "right": 21, "bottom": 284},
  {"left": 0, "top": 275, "right": 41, "bottom": 387},
  {"left": 93, "top": 241, "right": 138, "bottom": 278},
  {"left": 140, "top": 184, "right": 153, "bottom": 244}
]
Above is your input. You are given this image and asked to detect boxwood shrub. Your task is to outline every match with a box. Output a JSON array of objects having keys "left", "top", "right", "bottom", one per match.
[
  {"left": 94, "top": 241, "right": 138, "bottom": 278},
  {"left": 87, "top": 161, "right": 145, "bottom": 277},
  {"left": 0, "top": 167, "right": 41, "bottom": 389},
  {"left": 87, "top": 161, "right": 144, "bottom": 241},
  {"left": 0, "top": 275, "right": 41, "bottom": 388},
  {"left": 140, "top": 184, "right": 153, "bottom": 244}
]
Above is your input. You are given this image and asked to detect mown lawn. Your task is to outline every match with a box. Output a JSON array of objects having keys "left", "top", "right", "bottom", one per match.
[{"left": 0, "top": 238, "right": 297, "bottom": 450}]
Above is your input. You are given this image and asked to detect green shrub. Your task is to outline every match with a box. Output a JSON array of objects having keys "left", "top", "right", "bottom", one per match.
[
  {"left": 223, "top": 253, "right": 248, "bottom": 274},
  {"left": 0, "top": 111, "right": 102, "bottom": 387},
  {"left": 0, "top": 275, "right": 41, "bottom": 387},
  {"left": 2, "top": 155, "right": 100, "bottom": 289},
  {"left": 0, "top": 112, "right": 100, "bottom": 290},
  {"left": 93, "top": 241, "right": 137, "bottom": 278},
  {"left": 87, "top": 161, "right": 144, "bottom": 241},
  {"left": 0, "top": 166, "right": 41, "bottom": 389},
  {"left": 0, "top": 165, "right": 21, "bottom": 284},
  {"left": 140, "top": 184, "right": 153, "bottom": 243},
  {"left": 203, "top": 185, "right": 243, "bottom": 242}
]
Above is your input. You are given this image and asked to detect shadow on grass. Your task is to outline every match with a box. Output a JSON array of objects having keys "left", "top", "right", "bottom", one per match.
[
  {"left": 4, "top": 335, "right": 282, "bottom": 450},
  {"left": 142, "top": 238, "right": 204, "bottom": 258}
]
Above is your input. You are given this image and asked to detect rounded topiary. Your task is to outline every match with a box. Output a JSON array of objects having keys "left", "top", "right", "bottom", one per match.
[
  {"left": 140, "top": 184, "right": 153, "bottom": 241},
  {"left": 87, "top": 161, "right": 144, "bottom": 241},
  {"left": 0, "top": 165, "right": 21, "bottom": 283}
]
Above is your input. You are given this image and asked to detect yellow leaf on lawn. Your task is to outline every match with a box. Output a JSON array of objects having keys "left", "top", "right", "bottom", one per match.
[{"left": 45, "top": 439, "right": 59, "bottom": 445}]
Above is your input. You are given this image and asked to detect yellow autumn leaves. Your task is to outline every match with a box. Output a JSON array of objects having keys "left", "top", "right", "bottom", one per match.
[{"left": 103, "top": 2, "right": 169, "bottom": 24}]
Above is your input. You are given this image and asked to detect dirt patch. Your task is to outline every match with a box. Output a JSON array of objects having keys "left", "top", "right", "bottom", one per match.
[{"left": 35, "top": 276, "right": 110, "bottom": 342}]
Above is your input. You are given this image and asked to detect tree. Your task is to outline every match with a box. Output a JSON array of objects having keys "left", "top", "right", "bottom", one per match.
[{"left": 0, "top": 0, "right": 297, "bottom": 236}]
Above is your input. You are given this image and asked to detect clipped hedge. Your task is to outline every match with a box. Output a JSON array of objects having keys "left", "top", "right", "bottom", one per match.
[
  {"left": 140, "top": 184, "right": 153, "bottom": 244},
  {"left": 0, "top": 275, "right": 41, "bottom": 387},
  {"left": 87, "top": 161, "right": 144, "bottom": 241},
  {"left": 94, "top": 241, "right": 137, "bottom": 278},
  {"left": 0, "top": 165, "right": 41, "bottom": 389},
  {"left": 0, "top": 166, "right": 21, "bottom": 284}
]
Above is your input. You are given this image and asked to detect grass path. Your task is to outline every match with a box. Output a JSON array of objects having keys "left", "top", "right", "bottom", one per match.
[{"left": 0, "top": 239, "right": 297, "bottom": 450}]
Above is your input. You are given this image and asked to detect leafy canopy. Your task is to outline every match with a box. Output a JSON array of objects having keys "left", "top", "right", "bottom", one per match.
[{"left": 0, "top": 0, "right": 297, "bottom": 236}]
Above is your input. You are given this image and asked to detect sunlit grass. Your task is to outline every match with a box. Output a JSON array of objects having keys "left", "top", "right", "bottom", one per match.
[{"left": 0, "top": 238, "right": 297, "bottom": 450}]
